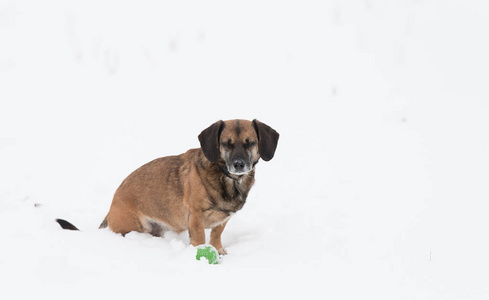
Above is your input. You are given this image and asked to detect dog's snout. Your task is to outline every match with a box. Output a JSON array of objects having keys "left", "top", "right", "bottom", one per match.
[
  {"left": 233, "top": 159, "right": 246, "bottom": 171},
  {"left": 227, "top": 156, "right": 251, "bottom": 175}
]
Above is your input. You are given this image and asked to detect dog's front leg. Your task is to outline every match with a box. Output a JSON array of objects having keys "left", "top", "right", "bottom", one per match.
[
  {"left": 210, "top": 220, "right": 228, "bottom": 255},
  {"left": 188, "top": 211, "right": 205, "bottom": 246}
]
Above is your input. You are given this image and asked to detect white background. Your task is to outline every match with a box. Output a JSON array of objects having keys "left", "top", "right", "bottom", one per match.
[{"left": 1, "top": 0, "right": 489, "bottom": 299}]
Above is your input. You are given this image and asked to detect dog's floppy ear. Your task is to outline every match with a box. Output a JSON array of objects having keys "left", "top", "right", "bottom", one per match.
[
  {"left": 199, "top": 120, "right": 224, "bottom": 163},
  {"left": 252, "top": 119, "right": 279, "bottom": 161}
]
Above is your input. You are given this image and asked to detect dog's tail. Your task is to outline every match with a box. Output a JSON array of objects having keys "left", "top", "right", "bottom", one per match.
[
  {"left": 55, "top": 219, "right": 80, "bottom": 231},
  {"left": 56, "top": 215, "right": 108, "bottom": 231}
]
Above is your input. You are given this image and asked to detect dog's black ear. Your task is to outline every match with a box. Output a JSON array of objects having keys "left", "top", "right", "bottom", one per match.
[
  {"left": 199, "top": 120, "right": 224, "bottom": 163},
  {"left": 253, "top": 119, "right": 279, "bottom": 161}
]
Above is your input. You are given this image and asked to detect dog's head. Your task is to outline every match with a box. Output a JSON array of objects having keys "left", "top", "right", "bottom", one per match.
[{"left": 198, "top": 119, "right": 279, "bottom": 176}]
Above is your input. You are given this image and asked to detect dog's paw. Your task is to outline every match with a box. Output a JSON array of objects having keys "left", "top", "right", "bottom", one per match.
[{"left": 217, "top": 247, "right": 228, "bottom": 256}]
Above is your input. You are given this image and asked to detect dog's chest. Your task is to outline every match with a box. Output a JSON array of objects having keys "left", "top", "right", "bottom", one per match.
[{"left": 214, "top": 176, "right": 251, "bottom": 213}]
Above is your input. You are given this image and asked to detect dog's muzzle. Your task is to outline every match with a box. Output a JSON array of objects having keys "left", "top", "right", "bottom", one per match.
[{"left": 227, "top": 158, "right": 252, "bottom": 175}]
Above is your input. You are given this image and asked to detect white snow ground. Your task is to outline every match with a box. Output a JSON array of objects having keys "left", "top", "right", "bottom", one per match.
[{"left": 1, "top": 0, "right": 489, "bottom": 299}]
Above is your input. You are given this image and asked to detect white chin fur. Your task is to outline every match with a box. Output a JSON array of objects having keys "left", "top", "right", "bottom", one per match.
[{"left": 228, "top": 168, "right": 252, "bottom": 176}]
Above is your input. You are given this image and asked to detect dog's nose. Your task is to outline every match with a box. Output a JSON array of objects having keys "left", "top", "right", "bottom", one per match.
[{"left": 233, "top": 159, "right": 246, "bottom": 171}]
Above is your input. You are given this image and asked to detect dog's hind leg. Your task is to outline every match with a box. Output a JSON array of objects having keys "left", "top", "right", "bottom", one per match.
[{"left": 104, "top": 202, "right": 144, "bottom": 237}]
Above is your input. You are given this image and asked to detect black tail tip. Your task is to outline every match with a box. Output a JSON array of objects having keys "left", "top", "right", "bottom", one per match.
[{"left": 56, "top": 219, "right": 80, "bottom": 231}]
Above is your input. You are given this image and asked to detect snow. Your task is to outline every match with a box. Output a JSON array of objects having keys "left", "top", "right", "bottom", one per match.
[{"left": 1, "top": 0, "right": 489, "bottom": 299}]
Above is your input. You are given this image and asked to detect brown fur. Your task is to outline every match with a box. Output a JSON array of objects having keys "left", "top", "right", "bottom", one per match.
[{"left": 100, "top": 119, "right": 279, "bottom": 255}]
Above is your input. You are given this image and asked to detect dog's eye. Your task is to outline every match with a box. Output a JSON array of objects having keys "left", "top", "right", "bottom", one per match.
[
  {"left": 222, "top": 139, "right": 234, "bottom": 148},
  {"left": 244, "top": 139, "right": 256, "bottom": 148}
]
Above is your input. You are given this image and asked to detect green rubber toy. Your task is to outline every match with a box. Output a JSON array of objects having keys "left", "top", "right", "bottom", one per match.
[{"left": 196, "top": 244, "right": 220, "bottom": 264}]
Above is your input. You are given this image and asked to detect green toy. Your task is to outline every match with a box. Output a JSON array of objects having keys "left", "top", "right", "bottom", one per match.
[{"left": 196, "top": 244, "right": 220, "bottom": 264}]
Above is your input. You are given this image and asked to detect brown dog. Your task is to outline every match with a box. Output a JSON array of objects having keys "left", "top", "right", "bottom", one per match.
[{"left": 58, "top": 119, "right": 279, "bottom": 255}]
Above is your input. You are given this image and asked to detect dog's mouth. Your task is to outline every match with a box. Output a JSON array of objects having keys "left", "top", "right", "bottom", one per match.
[
  {"left": 226, "top": 159, "right": 253, "bottom": 176},
  {"left": 228, "top": 168, "right": 252, "bottom": 176}
]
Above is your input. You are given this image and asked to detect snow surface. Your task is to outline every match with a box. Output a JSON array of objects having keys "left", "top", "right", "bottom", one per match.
[{"left": 1, "top": 0, "right": 489, "bottom": 299}]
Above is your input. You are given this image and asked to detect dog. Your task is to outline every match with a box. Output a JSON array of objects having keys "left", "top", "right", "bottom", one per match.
[{"left": 57, "top": 119, "right": 279, "bottom": 255}]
